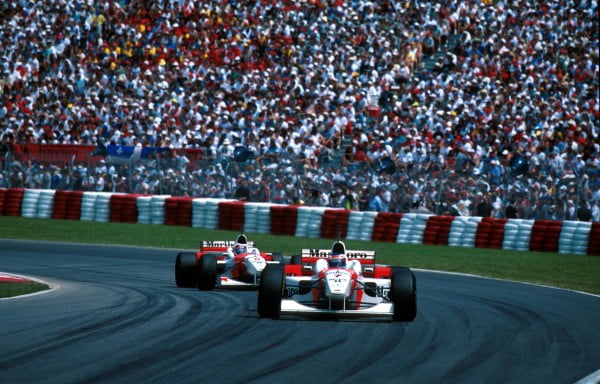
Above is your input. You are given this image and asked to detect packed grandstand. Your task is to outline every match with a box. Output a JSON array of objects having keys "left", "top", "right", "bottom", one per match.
[{"left": 0, "top": 0, "right": 598, "bottom": 221}]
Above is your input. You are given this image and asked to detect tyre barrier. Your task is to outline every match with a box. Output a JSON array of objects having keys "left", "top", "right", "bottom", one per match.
[
  {"left": 346, "top": 211, "right": 367, "bottom": 240},
  {"left": 559, "top": 221, "right": 592, "bottom": 255},
  {"left": 295, "top": 206, "right": 326, "bottom": 238},
  {"left": 448, "top": 216, "right": 482, "bottom": 248},
  {"left": 270, "top": 205, "right": 298, "bottom": 236},
  {"left": 588, "top": 223, "right": 600, "bottom": 256},
  {"left": 21, "top": 189, "right": 41, "bottom": 218},
  {"left": 397, "top": 213, "right": 431, "bottom": 245},
  {"left": 150, "top": 195, "right": 170, "bottom": 225},
  {"left": 164, "top": 196, "right": 194, "bottom": 227},
  {"left": 3, "top": 188, "right": 25, "bottom": 217},
  {"left": 136, "top": 196, "right": 153, "bottom": 224},
  {"left": 1, "top": 187, "right": 598, "bottom": 255},
  {"left": 109, "top": 193, "right": 141, "bottom": 223},
  {"left": 0, "top": 188, "right": 7, "bottom": 214},
  {"left": 243, "top": 202, "right": 273, "bottom": 234},
  {"left": 218, "top": 200, "right": 245, "bottom": 231},
  {"left": 321, "top": 209, "right": 351, "bottom": 239},
  {"left": 475, "top": 217, "right": 507, "bottom": 249},
  {"left": 423, "top": 215, "right": 455, "bottom": 246},
  {"left": 372, "top": 212, "right": 403, "bottom": 243}
]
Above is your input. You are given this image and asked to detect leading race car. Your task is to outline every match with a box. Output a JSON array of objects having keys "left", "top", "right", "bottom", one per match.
[
  {"left": 257, "top": 240, "right": 417, "bottom": 321},
  {"left": 175, "top": 234, "right": 284, "bottom": 290}
]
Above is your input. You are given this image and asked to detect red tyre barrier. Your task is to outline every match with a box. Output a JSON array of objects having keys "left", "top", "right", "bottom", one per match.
[
  {"left": 109, "top": 194, "right": 125, "bottom": 223},
  {"left": 53, "top": 190, "right": 82, "bottom": 220},
  {"left": 218, "top": 201, "right": 245, "bottom": 231},
  {"left": 164, "top": 197, "right": 194, "bottom": 227},
  {"left": 0, "top": 188, "right": 8, "bottom": 215},
  {"left": 121, "top": 195, "right": 140, "bottom": 223},
  {"left": 423, "top": 215, "right": 455, "bottom": 245},
  {"left": 543, "top": 221, "right": 563, "bottom": 253},
  {"left": 110, "top": 194, "right": 140, "bottom": 223},
  {"left": 269, "top": 205, "right": 285, "bottom": 235},
  {"left": 51, "top": 190, "right": 69, "bottom": 219},
  {"left": 164, "top": 197, "right": 179, "bottom": 226},
  {"left": 372, "top": 212, "right": 403, "bottom": 242},
  {"left": 475, "top": 218, "right": 507, "bottom": 249},
  {"left": 283, "top": 206, "right": 300, "bottom": 235},
  {"left": 489, "top": 218, "right": 508, "bottom": 249},
  {"left": 320, "top": 209, "right": 350, "bottom": 239},
  {"left": 475, "top": 221, "right": 492, "bottom": 248},
  {"left": 177, "top": 197, "right": 193, "bottom": 227},
  {"left": 588, "top": 222, "right": 600, "bottom": 256},
  {"left": 3, "top": 188, "right": 25, "bottom": 217},
  {"left": 435, "top": 216, "right": 455, "bottom": 245},
  {"left": 270, "top": 205, "right": 298, "bottom": 235},
  {"left": 530, "top": 219, "right": 563, "bottom": 253},
  {"left": 65, "top": 191, "right": 84, "bottom": 220}
]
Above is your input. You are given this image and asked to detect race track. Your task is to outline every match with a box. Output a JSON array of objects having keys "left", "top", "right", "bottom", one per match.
[{"left": 1, "top": 240, "right": 599, "bottom": 384}]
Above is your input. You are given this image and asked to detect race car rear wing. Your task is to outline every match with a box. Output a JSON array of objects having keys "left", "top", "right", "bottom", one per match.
[
  {"left": 201, "top": 240, "right": 256, "bottom": 252},
  {"left": 300, "top": 249, "right": 376, "bottom": 265}
]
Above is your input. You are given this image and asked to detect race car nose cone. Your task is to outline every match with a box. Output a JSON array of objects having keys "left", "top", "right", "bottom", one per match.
[{"left": 324, "top": 269, "right": 352, "bottom": 299}]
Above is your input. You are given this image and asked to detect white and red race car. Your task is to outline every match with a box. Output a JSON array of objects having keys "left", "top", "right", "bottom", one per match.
[
  {"left": 257, "top": 240, "right": 416, "bottom": 321},
  {"left": 175, "top": 234, "right": 284, "bottom": 290}
]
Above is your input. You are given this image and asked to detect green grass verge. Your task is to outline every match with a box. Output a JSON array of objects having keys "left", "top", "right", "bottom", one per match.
[
  {"left": 0, "top": 281, "right": 50, "bottom": 298},
  {"left": 1, "top": 216, "right": 599, "bottom": 295}
]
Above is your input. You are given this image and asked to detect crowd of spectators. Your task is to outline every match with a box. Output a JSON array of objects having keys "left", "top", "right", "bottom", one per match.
[{"left": 1, "top": 0, "right": 599, "bottom": 221}]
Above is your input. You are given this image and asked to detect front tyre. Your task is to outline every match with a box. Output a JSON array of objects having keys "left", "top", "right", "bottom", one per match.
[
  {"left": 257, "top": 264, "right": 284, "bottom": 319},
  {"left": 175, "top": 252, "right": 197, "bottom": 288},
  {"left": 390, "top": 267, "right": 416, "bottom": 322},
  {"left": 197, "top": 253, "right": 217, "bottom": 290}
]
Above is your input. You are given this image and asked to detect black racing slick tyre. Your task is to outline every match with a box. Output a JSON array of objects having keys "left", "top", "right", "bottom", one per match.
[
  {"left": 175, "top": 252, "right": 197, "bottom": 288},
  {"left": 197, "top": 253, "right": 217, "bottom": 291},
  {"left": 257, "top": 264, "right": 285, "bottom": 319},
  {"left": 390, "top": 267, "right": 417, "bottom": 322},
  {"left": 290, "top": 255, "right": 302, "bottom": 265},
  {"left": 271, "top": 252, "right": 284, "bottom": 264}
]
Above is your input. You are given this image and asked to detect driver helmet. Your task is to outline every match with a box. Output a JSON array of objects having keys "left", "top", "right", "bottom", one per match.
[
  {"left": 329, "top": 251, "right": 347, "bottom": 268},
  {"left": 233, "top": 244, "right": 247, "bottom": 255}
]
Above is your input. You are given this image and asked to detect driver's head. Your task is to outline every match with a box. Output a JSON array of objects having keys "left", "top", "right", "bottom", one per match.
[
  {"left": 329, "top": 252, "right": 346, "bottom": 268},
  {"left": 233, "top": 244, "right": 247, "bottom": 255}
]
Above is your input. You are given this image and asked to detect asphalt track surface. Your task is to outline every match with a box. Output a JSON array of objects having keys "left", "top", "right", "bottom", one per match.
[{"left": 0, "top": 240, "right": 599, "bottom": 384}]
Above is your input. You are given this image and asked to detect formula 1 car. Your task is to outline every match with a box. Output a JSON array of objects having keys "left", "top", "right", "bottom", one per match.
[
  {"left": 257, "top": 240, "right": 416, "bottom": 321},
  {"left": 175, "top": 234, "right": 284, "bottom": 290}
]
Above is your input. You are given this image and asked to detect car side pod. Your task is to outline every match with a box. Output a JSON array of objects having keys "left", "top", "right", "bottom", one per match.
[
  {"left": 389, "top": 267, "right": 417, "bottom": 322},
  {"left": 257, "top": 264, "right": 285, "bottom": 319},
  {"left": 175, "top": 252, "right": 198, "bottom": 288},
  {"left": 197, "top": 253, "right": 217, "bottom": 291}
]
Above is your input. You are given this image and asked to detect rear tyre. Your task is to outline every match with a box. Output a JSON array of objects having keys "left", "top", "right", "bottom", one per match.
[
  {"left": 271, "top": 252, "right": 284, "bottom": 264},
  {"left": 175, "top": 252, "right": 197, "bottom": 288},
  {"left": 197, "top": 253, "right": 217, "bottom": 290},
  {"left": 257, "top": 264, "right": 284, "bottom": 319},
  {"left": 390, "top": 267, "right": 416, "bottom": 322}
]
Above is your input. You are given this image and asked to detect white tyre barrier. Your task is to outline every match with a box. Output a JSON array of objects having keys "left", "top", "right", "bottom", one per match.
[
  {"left": 191, "top": 198, "right": 208, "bottom": 228},
  {"left": 559, "top": 221, "right": 592, "bottom": 254},
  {"left": 37, "top": 189, "right": 56, "bottom": 219},
  {"left": 243, "top": 203, "right": 260, "bottom": 233},
  {"left": 256, "top": 204, "right": 272, "bottom": 234},
  {"left": 94, "top": 192, "right": 112, "bottom": 223},
  {"left": 136, "top": 196, "right": 152, "bottom": 224},
  {"left": 346, "top": 211, "right": 365, "bottom": 240},
  {"left": 21, "top": 189, "right": 41, "bottom": 218},
  {"left": 80, "top": 192, "right": 98, "bottom": 221},
  {"left": 150, "top": 195, "right": 170, "bottom": 225}
]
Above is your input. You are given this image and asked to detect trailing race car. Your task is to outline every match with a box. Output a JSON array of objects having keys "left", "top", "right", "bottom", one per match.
[
  {"left": 257, "top": 240, "right": 416, "bottom": 321},
  {"left": 175, "top": 234, "right": 284, "bottom": 290}
]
